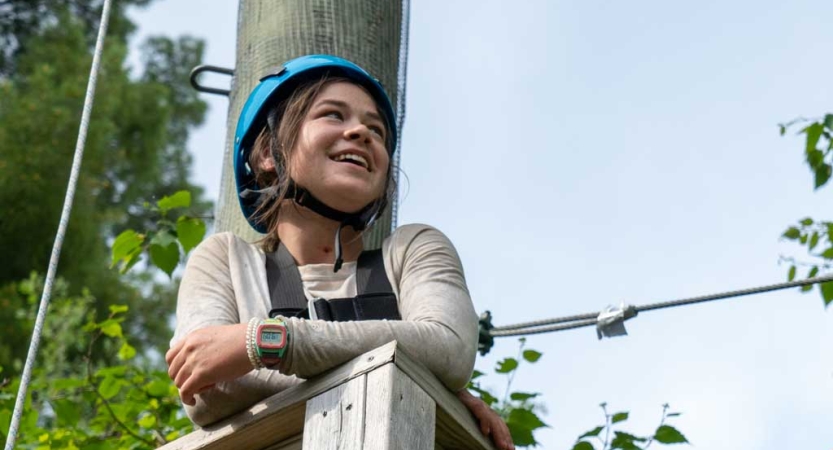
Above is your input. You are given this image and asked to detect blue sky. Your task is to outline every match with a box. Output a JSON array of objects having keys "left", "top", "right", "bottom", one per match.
[{"left": 130, "top": 1, "right": 833, "bottom": 448}]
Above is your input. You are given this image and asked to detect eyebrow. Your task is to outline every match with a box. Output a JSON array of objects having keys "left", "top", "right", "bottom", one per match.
[{"left": 315, "top": 99, "right": 385, "bottom": 125}]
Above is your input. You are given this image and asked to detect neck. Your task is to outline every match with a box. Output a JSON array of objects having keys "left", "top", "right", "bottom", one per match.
[{"left": 275, "top": 201, "right": 364, "bottom": 265}]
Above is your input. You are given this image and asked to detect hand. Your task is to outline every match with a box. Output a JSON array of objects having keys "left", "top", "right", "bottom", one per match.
[
  {"left": 165, "top": 323, "right": 252, "bottom": 406},
  {"left": 456, "top": 389, "right": 515, "bottom": 450}
]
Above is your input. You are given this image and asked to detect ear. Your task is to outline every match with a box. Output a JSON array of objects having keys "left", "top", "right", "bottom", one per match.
[{"left": 258, "top": 138, "right": 276, "bottom": 172}]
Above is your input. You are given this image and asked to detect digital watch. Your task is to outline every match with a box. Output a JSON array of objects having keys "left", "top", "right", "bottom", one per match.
[{"left": 255, "top": 318, "right": 288, "bottom": 367}]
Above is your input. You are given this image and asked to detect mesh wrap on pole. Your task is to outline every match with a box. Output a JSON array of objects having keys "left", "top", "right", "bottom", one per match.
[{"left": 215, "top": 0, "right": 402, "bottom": 250}]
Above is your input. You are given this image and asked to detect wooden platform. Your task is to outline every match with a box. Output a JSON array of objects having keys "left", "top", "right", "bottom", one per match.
[{"left": 158, "top": 341, "right": 495, "bottom": 450}]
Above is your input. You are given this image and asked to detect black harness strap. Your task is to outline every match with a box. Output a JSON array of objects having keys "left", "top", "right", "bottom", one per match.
[
  {"left": 265, "top": 243, "right": 307, "bottom": 318},
  {"left": 267, "top": 245, "right": 400, "bottom": 321},
  {"left": 357, "top": 249, "right": 393, "bottom": 294}
]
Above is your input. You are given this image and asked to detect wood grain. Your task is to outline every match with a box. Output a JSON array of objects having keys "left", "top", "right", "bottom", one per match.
[
  {"left": 302, "top": 375, "right": 367, "bottom": 449},
  {"left": 364, "top": 363, "right": 435, "bottom": 450}
]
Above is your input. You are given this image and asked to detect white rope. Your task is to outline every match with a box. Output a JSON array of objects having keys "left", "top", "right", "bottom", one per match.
[
  {"left": 391, "top": 0, "right": 411, "bottom": 231},
  {"left": 4, "top": 0, "right": 113, "bottom": 447}
]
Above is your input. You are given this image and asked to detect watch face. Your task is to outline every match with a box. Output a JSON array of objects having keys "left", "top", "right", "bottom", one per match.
[{"left": 257, "top": 324, "right": 286, "bottom": 349}]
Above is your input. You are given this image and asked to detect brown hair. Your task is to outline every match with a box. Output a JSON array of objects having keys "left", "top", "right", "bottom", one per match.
[{"left": 248, "top": 76, "right": 396, "bottom": 251}]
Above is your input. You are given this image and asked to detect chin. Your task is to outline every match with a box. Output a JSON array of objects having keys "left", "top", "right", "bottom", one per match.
[{"left": 315, "top": 184, "right": 381, "bottom": 213}]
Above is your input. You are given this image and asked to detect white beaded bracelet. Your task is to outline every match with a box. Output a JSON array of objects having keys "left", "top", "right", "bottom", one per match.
[{"left": 246, "top": 317, "right": 263, "bottom": 369}]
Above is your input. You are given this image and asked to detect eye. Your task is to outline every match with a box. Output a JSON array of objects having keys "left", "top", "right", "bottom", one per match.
[
  {"left": 368, "top": 124, "right": 386, "bottom": 140},
  {"left": 322, "top": 110, "right": 343, "bottom": 120}
]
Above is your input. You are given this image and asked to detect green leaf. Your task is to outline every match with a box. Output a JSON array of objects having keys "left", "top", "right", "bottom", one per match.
[
  {"left": 508, "top": 425, "right": 536, "bottom": 447},
  {"left": 117, "top": 342, "right": 136, "bottom": 361},
  {"left": 108, "top": 304, "right": 128, "bottom": 314},
  {"left": 470, "top": 370, "right": 485, "bottom": 381},
  {"left": 666, "top": 412, "right": 681, "bottom": 417},
  {"left": 611, "top": 431, "right": 645, "bottom": 450},
  {"left": 815, "top": 164, "right": 832, "bottom": 189},
  {"left": 100, "top": 321, "right": 122, "bottom": 338},
  {"left": 110, "top": 230, "right": 144, "bottom": 268},
  {"left": 779, "top": 124, "right": 786, "bottom": 136},
  {"left": 612, "top": 411, "right": 629, "bottom": 424},
  {"left": 807, "top": 148, "right": 825, "bottom": 168},
  {"left": 145, "top": 379, "right": 174, "bottom": 398},
  {"left": 157, "top": 190, "right": 191, "bottom": 213},
  {"left": 572, "top": 441, "right": 596, "bottom": 450},
  {"left": 782, "top": 227, "right": 801, "bottom": 240},
  {"left": 98, "top": 377, "right": 122, "bottom": 400},
  {"left": 800, "top": 217, "right": 814, "bottom": 226},
  {"left": 653, "top": 425, "right": 688, "bottom": 444},
  {"left": 788, "top": 265, "right": 797, "bottom": 281},
  {"left": 821, "top": 247, "right": 833, "bottom": 259},
  {"left": 51, "top": 377, "right": 86, "bottom": 390},
  {"left": 496, "top": 357, "right": 519, "bottom": 373},
  {"left": 809, "top": 266, "right": 819, "bottom": 278},
  {"left": 507, "top": 408, "right": 547, "bottom": 431},
  {"left": 137, "top": 414, "right": 156, "bottom": 429},
  {"left": 801, "top": 283, "right": 813, "bottom": 292},
  {"left": 176, "top": 216, "right": 206, "bottom": 253},
  {"left": 824, "top": 114, "right": 833, "bottom": 130},
  {"left": 578, "top": 426, "right": 604, "bottom": 439},
  {"left": 52, "top": 399, "right": 81, "bottom": 427},
  {"left": 522, "top": 349, "right": 542, "bottom": 363},
  {"left": 810, "top": 232, "right": 820, "bottom": 250},
  {"left": 150, "top": 241, "right": 180, "bottom": 277},
  {"left": 820, "top": 282, "right": 833, "bottom": 307},
  {"left": 151, "top": 230, "right": 177, "bottom": 247},
  {"left": 510, "top": 391, "right": 540, "bottom": 401},
  {"left": 805, "top": 122, "right": 824, "bottom": 153}
]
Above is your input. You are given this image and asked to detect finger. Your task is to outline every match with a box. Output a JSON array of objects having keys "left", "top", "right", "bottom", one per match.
[
  {"left": 168, "top": 343, "right": 192, "bottom": 382},
  {"left": 165, "top": 340, "right": 182, "bottom": 366},
  {"left": 180, "top": 372, "right": 209, "bottom": 407}
]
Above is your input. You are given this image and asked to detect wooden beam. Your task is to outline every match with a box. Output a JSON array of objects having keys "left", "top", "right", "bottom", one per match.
[
  {"left": 302, "top": 375, "right": 367, "bottom": 449},
  {"left": 158, "top": 342, "right": 397, "bottom": 450},
  {"left": 364, "top": 363, "right": 435, "bottom": 449}
]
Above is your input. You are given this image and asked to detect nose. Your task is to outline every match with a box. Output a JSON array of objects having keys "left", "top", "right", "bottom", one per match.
[{"left": 344, "top": 122, "right": 371, "bottom": 142}]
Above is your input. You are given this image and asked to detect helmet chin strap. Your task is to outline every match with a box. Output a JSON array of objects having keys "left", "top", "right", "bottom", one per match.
[{"left": 289, "top": 182, "right": 378, "bottom": 272}]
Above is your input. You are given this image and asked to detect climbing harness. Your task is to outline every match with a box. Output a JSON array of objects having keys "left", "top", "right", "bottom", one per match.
[
  {"left": 266, "top": 242, "right": 401, "bottom": 322},
  {"left": 477, "top": 272, "right": 833, "bottom": 355},
  {"left": 4, "top": 1, "right": 114, "bottom": 448}
]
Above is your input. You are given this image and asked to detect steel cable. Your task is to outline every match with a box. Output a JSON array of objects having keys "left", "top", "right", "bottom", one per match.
[
  {"left": 4, "top": 0, "right": 113, "bottom": 447},
  {"left": 489, "top": 273, "right": 833, "bottom": 338}
]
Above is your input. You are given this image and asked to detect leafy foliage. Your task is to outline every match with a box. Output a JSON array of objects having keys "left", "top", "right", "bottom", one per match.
[
  {"left": 111, "top": 190, "right": 206, "bottom": 277},
  {"left": 0, "top": 304, "right": 194, "bottom": 449},
  {"left": 779, "top": 115, "right": 833, "bottom": 306},
  {"left": 0, "top": 0, "right": 211, "bottom": 374},
  {"left": 469, "top": 340, "right": 691, "bottom": 448},
  {"left": 468, "top": 338, "right": 549, "bottom": 447},
  {"left": 571, "top": 403, "right": 688, "bottom": 450}
]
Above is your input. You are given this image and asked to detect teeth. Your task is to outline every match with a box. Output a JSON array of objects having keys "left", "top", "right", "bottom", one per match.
[{"left": 333, "top": 153, "right": 369, "bottom": 169}]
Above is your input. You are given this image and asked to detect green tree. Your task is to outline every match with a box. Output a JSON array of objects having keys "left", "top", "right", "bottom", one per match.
[{"left": 0, "top": 2, "right": 211, "bottom": 375}]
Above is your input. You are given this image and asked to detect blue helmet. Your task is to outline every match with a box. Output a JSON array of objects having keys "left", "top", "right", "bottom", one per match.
[{"left": 233, "top": 54, "right": 398, "bottom": 233}]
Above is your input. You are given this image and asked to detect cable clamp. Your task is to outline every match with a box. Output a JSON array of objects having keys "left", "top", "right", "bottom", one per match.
[{"left": 596, "top": 303, "right": 638, "bottom": 339}]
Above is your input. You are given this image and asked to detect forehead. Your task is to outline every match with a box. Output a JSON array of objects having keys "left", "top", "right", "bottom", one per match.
[{"left": 312, "top": 81, "right": 379, "bottom": 112}]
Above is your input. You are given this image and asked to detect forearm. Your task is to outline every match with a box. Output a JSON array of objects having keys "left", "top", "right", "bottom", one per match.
[{"left": 280, "top": 317, "right": 477, "bottom": 391}]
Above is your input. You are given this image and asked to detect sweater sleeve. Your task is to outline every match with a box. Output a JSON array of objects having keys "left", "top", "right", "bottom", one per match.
[
  {"left": 278, "top": 224, "right": 479, "bottom": 391},
  {"left": 172, "top": 233, "right": 301, "bottom": 427}
]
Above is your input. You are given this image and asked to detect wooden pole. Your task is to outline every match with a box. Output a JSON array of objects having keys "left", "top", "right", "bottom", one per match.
[{"left": 214, "top": 0, "right": 402, "bottom": 249}]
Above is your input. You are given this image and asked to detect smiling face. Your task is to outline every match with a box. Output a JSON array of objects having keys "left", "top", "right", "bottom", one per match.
[{"left": 284, "top": 81, "right": 391, "bottom": 213}]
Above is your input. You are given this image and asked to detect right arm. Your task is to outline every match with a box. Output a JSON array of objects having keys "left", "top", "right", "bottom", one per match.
[{"left": 169, "top": 233, "right": 300, "bottom": 427}]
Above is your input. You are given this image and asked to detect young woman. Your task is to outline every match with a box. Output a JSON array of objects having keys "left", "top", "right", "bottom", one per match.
[{"left": 166, "top": 55, "right": 513, "bottom": 449}]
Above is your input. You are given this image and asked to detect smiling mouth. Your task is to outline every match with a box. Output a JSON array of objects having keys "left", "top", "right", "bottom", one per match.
[{"left": 331, "top": 153, "right": 370, "bottom": 172}]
